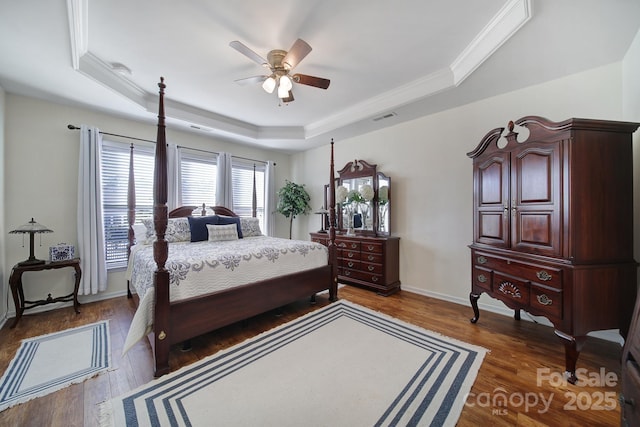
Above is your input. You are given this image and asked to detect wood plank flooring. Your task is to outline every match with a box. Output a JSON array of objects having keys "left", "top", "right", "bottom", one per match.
[{"left": 0, "top": 285, "right": 622, "bottom": 426}]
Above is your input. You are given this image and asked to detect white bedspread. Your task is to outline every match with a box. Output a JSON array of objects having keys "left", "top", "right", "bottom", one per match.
[{"left": 123, "top": 236, "right": 328, "bottom": 353}]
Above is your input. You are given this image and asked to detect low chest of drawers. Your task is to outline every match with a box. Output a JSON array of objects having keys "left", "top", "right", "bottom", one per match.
[{"left": 310, "top": 233, "right": 400, "bottom": 296}]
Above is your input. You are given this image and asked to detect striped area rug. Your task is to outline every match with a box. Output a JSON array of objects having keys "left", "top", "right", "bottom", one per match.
[
  {"left": 0, "top": 320, "right": 110, "bottom": 411},
  {"left": 102, "top": 301, "right": 486, "bottom": 426}
]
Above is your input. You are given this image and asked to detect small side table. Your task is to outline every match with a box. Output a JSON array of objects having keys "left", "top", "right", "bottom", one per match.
[{"left": 9, "top": 258, "right": 82, "bottom": 328}]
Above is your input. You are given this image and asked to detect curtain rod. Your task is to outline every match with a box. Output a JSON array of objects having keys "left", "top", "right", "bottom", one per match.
[
  {"left": 67, "top": 124, "right": 156, "bottom": 144},
  {"left": 68, "top": 124, "right": 274, "bottom": 166}
]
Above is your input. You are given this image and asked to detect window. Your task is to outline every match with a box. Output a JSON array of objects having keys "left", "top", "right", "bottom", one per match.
[
  {"left": 101, "top": 141, "right": 154, "bottom": 269},
  {"left": 232, "top": 158, "right": 266, "bottom": 231},
  {"left": 178, "top": 148, "right": 217, "bottom": 207}
]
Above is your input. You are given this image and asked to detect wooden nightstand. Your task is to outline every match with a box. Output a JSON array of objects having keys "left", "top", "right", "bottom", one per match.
[{"left": 9, "top": 258, "right": 82, "bottom": 328}]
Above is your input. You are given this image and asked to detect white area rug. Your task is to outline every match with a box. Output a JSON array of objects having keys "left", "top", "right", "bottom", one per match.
[
  {"left": 102, "top": 301, "right": 486, "bottom": 426},
  {"left": 0, "top": 320, "right": 110, "bottom": 411}
]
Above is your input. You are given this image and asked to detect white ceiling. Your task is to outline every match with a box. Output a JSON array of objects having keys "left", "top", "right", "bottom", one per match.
[{"left": 1, "top": 0, "right": 639, "bottom": 153}]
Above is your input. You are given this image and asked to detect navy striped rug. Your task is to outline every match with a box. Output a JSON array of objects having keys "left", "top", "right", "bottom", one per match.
[
  {"left": 102, "top": 301, "right": 485, "bottom": 426},
  {"left": 0, "top": 320, "right": 110, "bottom": 412}
]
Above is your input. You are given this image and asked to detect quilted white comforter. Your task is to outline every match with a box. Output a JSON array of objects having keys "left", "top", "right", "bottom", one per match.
[{"left": 123, "top": 236, "right": 328, "bottom": 353}]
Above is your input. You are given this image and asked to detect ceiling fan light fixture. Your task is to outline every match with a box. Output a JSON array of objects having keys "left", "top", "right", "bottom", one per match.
[
  {"left": 277, "top": 83, "right": 290, "bottom": 99},
  {"left": 262, "top": 76, "right": 276, "bottom": 93},
  {"left": 279, "top": 75, "right": 293, "bottom": 92}
]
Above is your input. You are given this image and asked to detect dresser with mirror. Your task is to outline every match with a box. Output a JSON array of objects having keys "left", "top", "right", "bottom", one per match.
[{"left": 310, "top": 159, "right": 400, "bottom": 295}]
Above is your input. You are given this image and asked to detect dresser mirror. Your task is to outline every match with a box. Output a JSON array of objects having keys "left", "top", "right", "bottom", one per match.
[{"left": 324, "top": 160, "right": 391, "bottom": 236}]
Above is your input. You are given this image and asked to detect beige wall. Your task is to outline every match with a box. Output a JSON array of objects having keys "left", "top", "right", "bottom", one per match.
[
  {"left": 295, "top": 60, "right": 632, "bottom": 319},
  {"left": 2, "top": 95, "right": 294, "bottom": 315},
  {"left": 0, "top": 86, "right": 5, "bottom": 321},
  {"left": 623, "top": 28, "right": 640, "bottom": 267}
]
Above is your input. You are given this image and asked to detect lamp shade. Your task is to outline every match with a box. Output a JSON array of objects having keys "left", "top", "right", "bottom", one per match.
[
  {"left": 279, "top": 75, "right": 293, "bottom": 92},
  {"left": 262, "top": 76, "right": 276, "bottom": 93},
  {"left": 9, "top": 218, "right": 53, "bottom": 265}
]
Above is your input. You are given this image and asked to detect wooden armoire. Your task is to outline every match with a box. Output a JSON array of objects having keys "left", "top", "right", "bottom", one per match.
[{"left": 467, "top": 116, "right": 639, "bottom": 384}]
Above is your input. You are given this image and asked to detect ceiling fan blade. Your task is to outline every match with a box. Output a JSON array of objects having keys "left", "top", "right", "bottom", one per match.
[
  {"left": 282, "top": 39, "right": 312, "bottom": 70},
  {"left": 281, "top": 91, "right": 295, "bottom": 103},
  {"left": 293, "top": 74, "right": 330, "bottom": 89},
  {"left": 234, "top": 75, "right": 267, "bottom": 86},
  {"left": 229, "top": 41, "right": 268, "bottom": 67}
]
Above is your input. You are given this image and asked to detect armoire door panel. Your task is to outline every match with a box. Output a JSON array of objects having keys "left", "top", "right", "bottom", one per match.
[
  {"left": 478, "top": 159, "right": 505, "bottom": 205},
  {"left": 478, "top": 212, "right": 506, "bottom": 244},
  {"left": 511, "top": 143, "right": 561, "bottom": 255},
  {"left": 517, "top": 212, "right": 554, "bottom": 247}
]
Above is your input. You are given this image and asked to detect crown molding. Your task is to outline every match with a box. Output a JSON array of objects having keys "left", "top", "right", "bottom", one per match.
[{"left": 451, "top": 0, "right": 532, "bottom": 84}]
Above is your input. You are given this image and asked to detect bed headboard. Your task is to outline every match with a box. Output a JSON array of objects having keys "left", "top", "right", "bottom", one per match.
[{"left": 169, "top": 205, "right": 238, "bottom": 218}]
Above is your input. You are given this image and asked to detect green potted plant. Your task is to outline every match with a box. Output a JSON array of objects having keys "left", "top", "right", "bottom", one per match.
[{"left": 277, "top": 180, "right": 311, "bottom": 239}]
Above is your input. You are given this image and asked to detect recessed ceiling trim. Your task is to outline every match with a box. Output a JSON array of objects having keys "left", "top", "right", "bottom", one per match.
[
  {"left": 305, "top": 68, "right": 453, "bottom": 139},
  {"left": 451, "top": 0, "right": 532, "bottom": 84},
  {"left": 66, "top": 0, "right": 88, "bottom": 70},
  {"left": 78, "top": 52, "right": 147, "bottom": 106},
  {"left": 65, "top": 0, "right": 533, "bottom": 146}
]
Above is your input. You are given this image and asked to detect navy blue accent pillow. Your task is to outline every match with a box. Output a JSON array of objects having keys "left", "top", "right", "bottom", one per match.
[
  {"left": 217, "top": 216, "right": 243, "bottom": 238},
  {"left": 188, "top": 215, "right": 219, "bottom": 242}
]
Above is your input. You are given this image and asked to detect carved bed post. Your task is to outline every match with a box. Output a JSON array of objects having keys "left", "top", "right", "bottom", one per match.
[
  {"left": 127, "top": 143, "right": 135, "bottom": 299},
  {"left": 153, "top": 77, "right": 171, "bottom": 377},
  {"left": 328, "top": 139, "right": 338, "bottom": 301}
]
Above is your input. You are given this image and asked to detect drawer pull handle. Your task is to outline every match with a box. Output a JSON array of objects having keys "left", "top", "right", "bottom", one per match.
[
  {"left": 477, "top": 274, "right": 487, "bottom": 283},
  {"left": 368, "top": 255, "right": 374, "bottom": 261},
  {"left": 372, "top": 276, "right": 379, "bottom": 282},
  {"left": 348, "top": 262, "right": 354, "bottom": 268},
  {"left": 368, "top": 265, "right": 375, "bottom": 271},
  {"left": 536, "top": 270, "right": 552, "bottom": 281},
  {"left": 498, "top": 281, "right": 521, "bottom": 298},
  {"left": 344, "top": 270, "right": 351, "bottom": 276},
  {"left": 536, "top": 294, "right": 553, "bottom": 306},
  {"left": 351, "top": 243, "right": 358, "bottom": 249},
  {"left": 477, "top": 256, "right": 487, "bottom": 265},
  {"left": 348, "top": 252, "right": 354, "bottom": 258},
  {"left": 367, "top": 245, "right": 375, "bottom": 251}
]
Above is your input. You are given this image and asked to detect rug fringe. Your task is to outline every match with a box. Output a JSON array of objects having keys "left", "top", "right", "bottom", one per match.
[{"left": 98, "top": 399, "right": 114, "bottom": 427}]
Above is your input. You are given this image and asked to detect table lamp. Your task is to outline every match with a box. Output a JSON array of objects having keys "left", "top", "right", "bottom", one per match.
[
  {"left": 314, "top": 208, "right": 329, "bottom": 233},
  {"left": 9, "top": 218, "right": 54, "bottom": 265}
]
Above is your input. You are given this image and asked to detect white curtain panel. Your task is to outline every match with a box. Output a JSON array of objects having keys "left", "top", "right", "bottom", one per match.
[
  {"left": 216, "top": 152, "right": 233, "bottom": 210},
  {"left": 77, "top": 125, "right": 108, "bottom": 295},
  {"left": 167, "top": 143, "right": 179, "bottom": 210},
  {"left": 264, "top": 161, "right": 276, "bottom": 236}
]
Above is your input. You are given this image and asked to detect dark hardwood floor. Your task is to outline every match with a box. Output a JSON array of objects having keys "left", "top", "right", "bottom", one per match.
[{"left": 0, "top": 285, "right": 622, "bottom": 426}]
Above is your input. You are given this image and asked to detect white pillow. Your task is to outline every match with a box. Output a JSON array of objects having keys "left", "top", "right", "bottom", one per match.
[
  {"left": 142, "top": 217, "right": 191, "bottom": 244},
  {"left": 132, "top": 223, "right": 148, "bottom": 245},
  {"left": 240, "top": 217, "right": 263, "bottom": 237},
  {"left": 206, "top": 223, "right": 239, "bottom": 242}
]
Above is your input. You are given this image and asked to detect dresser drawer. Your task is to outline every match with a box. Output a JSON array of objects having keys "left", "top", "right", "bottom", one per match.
[
  {"left": 494, "top": 272, "right": 530, "bottom": 306},
  {"left": 361, "top": 242, "right": 383, "bottom": 254},
  {"left": 473, "top": 266, "right": 492, "bottom": 291},
  {"left": 345, "top": 268, "right": 383, "bottom": 284},
  {"left": 361, "top": 261, "right": 383, "bottom": 275},
  {"left": 341, "top": 249, "right": 360, "bottom": 260},
  {"left": 342, "top": 259, "right": 361, "bottom": 270},
  {"left": 530, "top": 284, "right": 562, "bottom": 319},
  {"left": 337, "top": 240, "right": 360, "bottom": 251},
  {"left": 362, "top": 252, "right": 383, "bottom": 263},
  {"left": 474, "top": 252, "right": 562, "bottom": 290}
]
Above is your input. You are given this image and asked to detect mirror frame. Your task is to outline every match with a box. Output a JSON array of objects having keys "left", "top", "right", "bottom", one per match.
[{"left": 323, "top": 159, "right": 391, "bottom": 236}]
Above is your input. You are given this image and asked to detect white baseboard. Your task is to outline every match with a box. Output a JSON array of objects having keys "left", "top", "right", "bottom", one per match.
[{"left": 401, "top": 284, "right": 624, "bottom": 346}]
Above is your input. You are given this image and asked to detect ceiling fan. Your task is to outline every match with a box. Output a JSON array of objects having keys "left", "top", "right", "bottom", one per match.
[{"left": 229, "top": 39, "right": 330, "bottom": 103}]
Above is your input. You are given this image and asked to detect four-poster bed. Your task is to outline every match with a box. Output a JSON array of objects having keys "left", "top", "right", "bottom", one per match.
[{"left": 126, "top": 78, "right": 338, "bottom": 377}]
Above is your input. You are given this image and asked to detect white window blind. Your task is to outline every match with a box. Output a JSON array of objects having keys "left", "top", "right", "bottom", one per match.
[
  {"left": 232, "top": 158, "right": 266, "bottom": 231},
  {"left": 179, "top": 148, "right": 217, "bottom": 206},
  {"left": 101, "top": 141, "right": 154, "bottom": 269}
]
